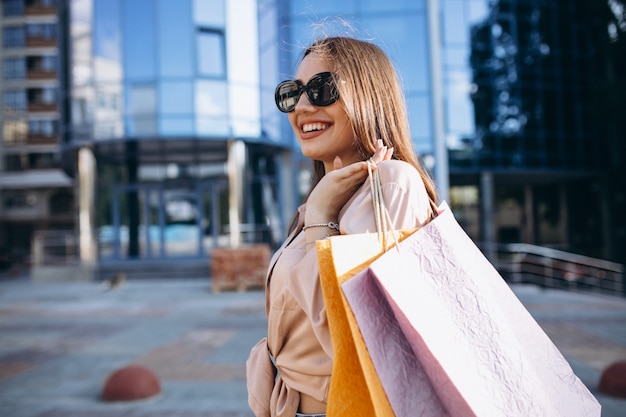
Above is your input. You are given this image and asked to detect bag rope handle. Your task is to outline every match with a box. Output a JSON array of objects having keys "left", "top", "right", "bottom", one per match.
[
  {"left": 367, "top": 159, "right": 439, "bottom": 252},
  {"left": 367, "top": 160, "right": 399, "bottom": 251}
]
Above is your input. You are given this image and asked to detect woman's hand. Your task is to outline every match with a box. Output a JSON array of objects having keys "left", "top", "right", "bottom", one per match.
[{"left": 304, "top": 140, "right": 393, "bottom": 240}]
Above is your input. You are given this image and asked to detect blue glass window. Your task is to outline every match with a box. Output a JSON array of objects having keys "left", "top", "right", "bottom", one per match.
[
  {"left": 193, "top": 0, "right": 224, "bottom": 27},
  {"left": 406, "top": 94, "right": 432, "bottom": 151},
  {"left": 160, "top": 117, "right": 194, "bottom": 136},
  {"left": 361, "top": 0, "right": 425, "bottom": 12},
  {"left": 362, "top": 15, "right": 430, "bottom": 92},
  {"left": 197, "top": 30, "right": 225, "bottom": 78},
  {"left": 3, "top": 27, "right": 25, "bottom": 48},
  {"left": 3, "top": 0, "right": 24, "bottom": 16},
  {"left": 445, "top": 71, "right": 475, "bottom": 135},
  {"left": 127, "top": 84, "right": 157, "bottom": 136},
  {"left": 443, "top": 0, "right": 469, "bottom": 45},
  {"left": 159, "top": 81, "right": 193, "bottom": 114},
  {"left": 195, "top": 80, "right": 229, "bottom": 136},
  {"left": 3, "top": 90, "right": 27, "bottom": 111},
  {"left": 158, "top": 0, "right": 193, "bottom": 77},
  {"left": 26, "top": 23, "right": 57, "bottom": 40},
  {"left": 93, "top": 0, "right": 121, "bottom": 62},
  {"left": 290, "top": 0, "right": 357, "bottom": 16},
  {"left": 3, "top": 58, "right": 26, "bottom": 79},
  {"left": 124, "top": 0, "right": 156, "bottom": 79}
]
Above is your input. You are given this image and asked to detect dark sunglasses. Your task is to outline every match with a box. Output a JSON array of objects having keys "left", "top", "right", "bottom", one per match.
[{"left": 274, "top": 72, "right": 340, "bottom": 113}]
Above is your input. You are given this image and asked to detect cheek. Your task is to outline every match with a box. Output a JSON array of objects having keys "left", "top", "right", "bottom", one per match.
[{"left": 288, "top": 114, "right": 298, "bottom": 130}]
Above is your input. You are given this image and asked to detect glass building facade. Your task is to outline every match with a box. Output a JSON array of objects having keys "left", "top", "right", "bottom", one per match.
[
  {"left": 62, "top": 0, "right": 287, "bottom": 264},
  {"left": 276, "top": 0, "right": 626, "bottom": 265},
  {"left": 1, "top": 0, "right": 623, "bottom": 273}
]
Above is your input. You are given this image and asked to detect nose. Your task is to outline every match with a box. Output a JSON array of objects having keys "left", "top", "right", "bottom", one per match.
[{"left": 293, "top": 91, "right": 315, "bottom": 112}]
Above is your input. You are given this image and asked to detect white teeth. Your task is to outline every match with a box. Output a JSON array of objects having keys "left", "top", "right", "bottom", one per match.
[{"left": 303, "top": 123, "right": 327, "bottom": 133}]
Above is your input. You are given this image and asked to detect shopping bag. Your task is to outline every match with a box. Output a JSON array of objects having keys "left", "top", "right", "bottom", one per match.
[
  {"left": 340, "top": 203, "right": 602, "bottom": 417},
  {"left": 316, "top": 232, "right": 402, "bottom": 416},
  {"left": 317, "top": 230, "right": 449, "bottom": 417}
]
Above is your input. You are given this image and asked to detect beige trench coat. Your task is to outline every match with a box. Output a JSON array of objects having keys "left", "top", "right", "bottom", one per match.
[{"left": 246, "top": 160, "right": 433, "bottom": 417}]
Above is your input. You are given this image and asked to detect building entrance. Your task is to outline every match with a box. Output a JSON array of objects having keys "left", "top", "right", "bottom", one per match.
[{"left": 98, "top": 180, "right": 228, "bottom": 261}]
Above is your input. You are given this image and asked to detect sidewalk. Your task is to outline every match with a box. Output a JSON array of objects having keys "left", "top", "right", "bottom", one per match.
[{"left": 0, "top": 278, "right": 625, "bottom": 417}]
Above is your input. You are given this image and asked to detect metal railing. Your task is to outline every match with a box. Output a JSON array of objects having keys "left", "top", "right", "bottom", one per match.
[{"left": 495, "top": 243, "right": 624, "bottom": 297}]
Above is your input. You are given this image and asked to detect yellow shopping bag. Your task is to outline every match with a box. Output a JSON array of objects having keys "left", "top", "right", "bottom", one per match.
[{"left": 317, "top": 229, "right": 414, "bottom": 417}]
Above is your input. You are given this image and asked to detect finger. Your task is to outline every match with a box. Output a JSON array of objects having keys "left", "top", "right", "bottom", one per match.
[
  {"left": 371, "top": 145, "right": 388, "bottom": 164},
  {"left": 333, "top": 155, "right": 343, "bottom": 170},
  {"left": 384, "top": 147, "right": 394, "bottom": 161}
]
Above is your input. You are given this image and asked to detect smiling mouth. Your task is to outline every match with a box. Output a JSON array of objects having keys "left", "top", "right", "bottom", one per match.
[{"left": 302, "top": 123, "right": 329, "bottom": 133}]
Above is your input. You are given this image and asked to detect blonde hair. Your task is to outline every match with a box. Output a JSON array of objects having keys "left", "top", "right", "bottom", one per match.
[{"left": 290, "top": 36, "right": 438, "bottom": 231}]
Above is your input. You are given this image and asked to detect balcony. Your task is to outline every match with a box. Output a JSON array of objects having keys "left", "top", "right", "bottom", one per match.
[
  {"left": 27, "top": 102, "right": 57, "bottom": 112},
  {"left": 26, "top": 36, "right": 56, "bottom": 48},
  {"left": 26, "top": 4, "right": 57, "bottom": 17},
  {"left": 27, "top": 133, "right": 58, "bottom": 145},
  {"left": 27, "top": 68, "right": 57, "bottom": 80}
]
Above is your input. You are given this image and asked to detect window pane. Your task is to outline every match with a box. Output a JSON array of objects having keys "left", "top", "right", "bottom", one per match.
[
  {"left": 362, "top": 14, "right": 429, "bottom": 92},
  {"left": 407, "top": 94, "right": 432, "bottom": 149},
  {"left": 3, "top": 0, "right": 25, "bottom": 16},
  {"left": 361, "top": 0, "right": 425, "bottom": 12},
  {"left": 3, "top": 27, "right": 25, "bottom": 48},
  {"left": 93, "top": 0, "right": 120, "bottom": 60},
  {"left": 443, "top": 0, "right": 468, "bottom": 45},
  {"left": 3, "top": 119, "right": 28, "bottom": 144},
  {"left": 128, "top": 84, "right": 157, "bottom": 136},
  {"left": 124, "top": 0, "right": 156, "bottom": 79},
  {"left": 290, "top": 0, "right": 357, "bottom": 16},
  {"left": 197, "top": 30, "right": 225, "bottom": 77},
  {"left": 195, "top": 80, "right": 229, "bottom": 136},
  {"left": 159, "top": 117, "right": 194, "bottom": 136},
  {"left": 3, "top": 90, "right": 27, "bottom": 111},
  {"left": 159, "top": 81, "right": 193, "bottom": 114},
  {"left": 3, "top": 58, "right": 26, "bottom": 79},
  {"left": 193, "top": 0, "right": 224, "bottom": 26},
  {"left": 158, "top": 0, "right": 193, "bottom": 77}
]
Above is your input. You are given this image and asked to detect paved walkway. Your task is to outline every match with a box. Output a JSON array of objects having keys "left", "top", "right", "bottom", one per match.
[{"left": 0, "top": 278, "right": 624, "bottom": 417}]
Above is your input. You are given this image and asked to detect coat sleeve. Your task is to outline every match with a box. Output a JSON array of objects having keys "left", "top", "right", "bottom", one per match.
[
  {"left": 246, "top": 338, "right": 273, "bottom": 417},
  {"left": 340, "top": 160, "right": 433, "bottom": 234}
]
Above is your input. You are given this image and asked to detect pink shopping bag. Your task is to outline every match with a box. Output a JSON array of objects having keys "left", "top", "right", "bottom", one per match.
[{"left": 341, "top": 203, "right": 601, "bottom": 417}]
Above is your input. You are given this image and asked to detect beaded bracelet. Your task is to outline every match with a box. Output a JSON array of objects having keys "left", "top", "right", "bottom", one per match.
[{"left": 303, "top": 221, "right": 340, "bottom": 232}]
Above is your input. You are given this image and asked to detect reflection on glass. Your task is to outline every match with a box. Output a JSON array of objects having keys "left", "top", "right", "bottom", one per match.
[
  {"left": 128, "top": 84, "right": 156, "bottom": 136},
  {"left": 197, "top": 30, "right": 225, "bottom": 77},
  {"left": 158, "top": 0, "right": 193, "bottom": 77},
  {"left": 229, "top": 83, "right": 260, "bottom": 137},
  {"left": 94, "top": 81, "right": 124, "bottom": 139},
  {"left": 196, "top": 79, "right": 229, "bottom": 136},
  {"left": 160, "top": 117, "right": 194, "bottom": 136},
  {"left": 445, "top": 70, "right": 474, "bottom": 135},
  {"left": 290, "top": 0, "right": 358, "bottom": 16},
  {"left": 361, "top": 0, "right": 425, "bottom": 12},
  {"left": 124, "top": 0, "right": 156, "bottom": 79},
  {"left": 193, "top": 0, "right": 224, "bottom": 26},
  {"left": 362, "top": 14, "right": 429, "bottom": 92},
  {"left": 406, "top": 94, "right": 431, "bottom": 152},
  {"left": 443, "top": 0, "right": 469, "bottom": 45},
  {"left": 93, "top": 0, "right": 121, "bottom": 62},
  {"left": 159, "top": 81, "right": 193, "bottom": 114}
]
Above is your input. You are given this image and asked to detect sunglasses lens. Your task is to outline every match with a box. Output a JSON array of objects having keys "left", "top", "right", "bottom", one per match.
[
  {"left": 274, "top": 72, "right": 339, "bottom": 112},
  {"left": 275, "top": 81, "right": 301, "bottom": 113},
  {"left": 307, "top": 72, "right": 338, "bottom": 107}
]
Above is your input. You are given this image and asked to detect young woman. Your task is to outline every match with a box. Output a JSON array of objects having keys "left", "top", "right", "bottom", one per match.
[{"left": 246, "top": 36, "right": 438, "bottom": 417}]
